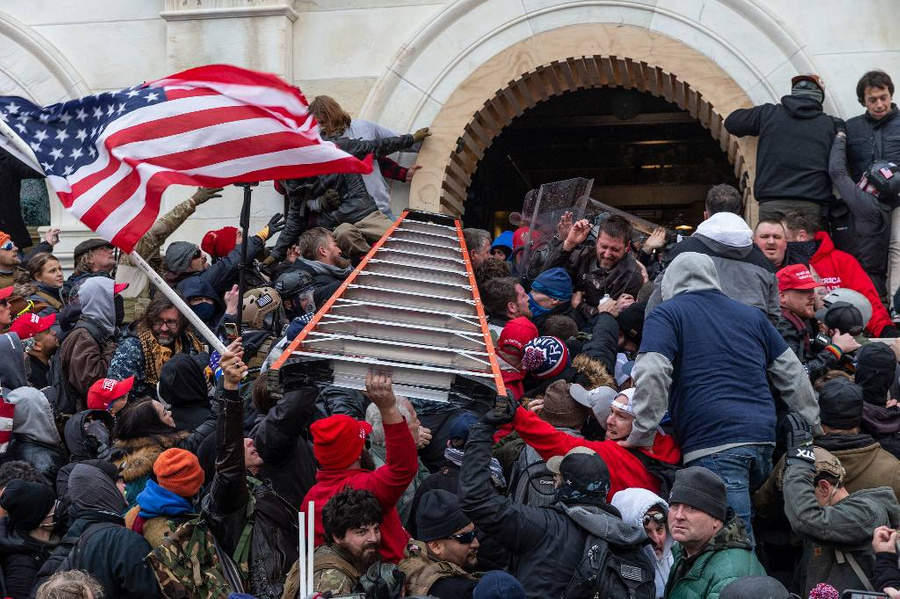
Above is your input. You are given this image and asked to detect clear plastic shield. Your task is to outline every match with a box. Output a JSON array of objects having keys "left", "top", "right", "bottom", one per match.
[{"left": 518, "top": 177, "right": 594, "bottom": 284}]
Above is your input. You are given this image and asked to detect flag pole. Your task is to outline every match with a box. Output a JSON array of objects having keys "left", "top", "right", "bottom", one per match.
[
  {"left": 128, "top": 250, "right": 228, "bottom": 355},
  {"left": 234, "top": 182, "right": 257, "bottom": 335}
]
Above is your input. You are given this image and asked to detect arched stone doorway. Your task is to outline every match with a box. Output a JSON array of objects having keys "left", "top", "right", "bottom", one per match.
[
  {"left": 358, "top": 2, "right": 827, "bottom": 221},
  {"left": 446, "top": 56, "right": 746, "bottom": 221}
]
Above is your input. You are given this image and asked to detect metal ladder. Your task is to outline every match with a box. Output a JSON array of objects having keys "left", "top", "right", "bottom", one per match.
[{"left": 270, "top": 210, "right": 506, "bottom": 406}]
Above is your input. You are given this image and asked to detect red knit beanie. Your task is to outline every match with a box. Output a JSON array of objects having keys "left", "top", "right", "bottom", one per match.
[
  {"left": 153, "top": 448, "right": 205, "bottom": 498},
  {"left": 201, "top": 226, "right": 239, "bottom": 259},
  {"left": 311, "top": 415, "right": 373, "bottom": 470},
  {"left": 498, "top": 317, "right": 539, "bottom": 358}
]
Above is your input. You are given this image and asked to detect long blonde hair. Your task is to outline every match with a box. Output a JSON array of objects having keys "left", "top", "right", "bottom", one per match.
[{"left": 309, "top": 95, "right": 351, "bottom": 138}]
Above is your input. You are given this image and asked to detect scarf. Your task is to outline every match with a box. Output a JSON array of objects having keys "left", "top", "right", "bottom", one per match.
[
  {"left": 136, "top": 479, "right": 193, "bottom": 520},
  {"left": 136, "top": 323, "right": 202, "bottom": 388},
  {"left": 444, "top": 446, "right": 507, "bottom": 488},
  {"left": 528, "top": 294, "right": 551, "bottom": 319}
]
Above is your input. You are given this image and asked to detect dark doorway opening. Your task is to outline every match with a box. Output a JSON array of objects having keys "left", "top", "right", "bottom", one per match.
[{"left": 462, "top": 87, "right": 739, "bottom": 234}]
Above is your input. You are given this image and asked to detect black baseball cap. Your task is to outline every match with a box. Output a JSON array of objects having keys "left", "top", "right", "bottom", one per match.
[{"left": 821, "top": 301, "right": 864, "bottom": 336}]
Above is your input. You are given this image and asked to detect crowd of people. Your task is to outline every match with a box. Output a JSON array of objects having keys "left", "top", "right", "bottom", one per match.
[{"left": 0, "top": 70, "right": 899, "bottom": 599}]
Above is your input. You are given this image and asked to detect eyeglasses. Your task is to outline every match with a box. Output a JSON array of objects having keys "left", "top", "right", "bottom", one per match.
[
  {"left": 154, "top": 319, "right": 181, "bottom": 330},
  {"left": 643, "top": 512, "right": 666, "bottom": 526},
  {"left": 0, "top": 241, "right": 14, "bottom": 252},
  {"left": 448, "top": 529, "right": 478, "bottom": 544}
]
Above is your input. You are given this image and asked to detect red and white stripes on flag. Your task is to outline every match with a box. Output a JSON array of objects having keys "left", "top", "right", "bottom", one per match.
[{"left": 0, "top": 64, "right": 372, "bottom": 253}]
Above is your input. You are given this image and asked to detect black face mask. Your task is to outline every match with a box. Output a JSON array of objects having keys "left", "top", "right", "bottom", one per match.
[{"left": 114, "top": 295, "right": 125, "bottom": 327}]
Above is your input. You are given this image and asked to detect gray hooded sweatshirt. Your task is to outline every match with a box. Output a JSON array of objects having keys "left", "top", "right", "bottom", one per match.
[
  {"left": 647, "top": 212, "right": 780, "bottom": 323},
  {"left": 8, "top": 386, "right": 60, "bottom": 446},
  {"left": 79, "top": 276, "right": 117, "bottom": 337},
  {"left": 627, "top": 252, "right": 819, "bottom": 460},
  {"left": 0, "top": 332, "right": 27, "bottom": 392}
]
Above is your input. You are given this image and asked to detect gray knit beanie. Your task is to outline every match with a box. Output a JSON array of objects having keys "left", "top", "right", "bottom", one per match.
[
  {"left": 668, "top": 466, "right": 727, "bottom": 521},
  {"left": 166, "top": 241, "right": 200, "bottom": 273}
]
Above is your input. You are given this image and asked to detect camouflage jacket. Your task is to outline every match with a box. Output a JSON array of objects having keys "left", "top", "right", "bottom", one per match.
[
  {"left": 116, "top": 196, "right": 197, "bottom": 323},
  {"left": 399, "top": 540, "right": 475, "bottom": 596},
  {"left": 313, "top": 544, "right": 362, "bottom": 595}
]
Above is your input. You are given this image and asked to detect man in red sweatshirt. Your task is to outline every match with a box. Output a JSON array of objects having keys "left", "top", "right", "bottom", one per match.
[
  {"left": 782, "top": 212, "right": 898, "bottom": 337},
  {"left": 303, "top": 372, "right": 418, "bottom": 564},
  {"left": 511, "top": 387, "right": 681, "bottom": 501}
]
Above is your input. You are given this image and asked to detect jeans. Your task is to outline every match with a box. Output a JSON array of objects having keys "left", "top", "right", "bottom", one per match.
[{"left": 686, "top": 444, "right": 773, "bottom": 547}]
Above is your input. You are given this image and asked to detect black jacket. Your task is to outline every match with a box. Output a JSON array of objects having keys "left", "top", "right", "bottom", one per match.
[
  {"left": 829, "top": 133, "right": 891, "bottom": 294},
  {"left": 459, "top": 422, "right": 646, "bottom": 599},
  {"left": 775, "top": 308, "right": 844, "bottom": 384},
  {"left": 31, "top": 510, "right": 157, "bottom": 599},
  {"left": 542, "top": 243, "right": 643, "bottom": 307},
  {"left": 0, "top": 518, "right": 54, "bottom": 599},
  {"left": 846, "top": 105, "right": 900, "bottom": 183},
  {"left": 0, "top": 152, "right": 43, "bottom": 249},
  {"left": 4, "top": 436, "right": 66, "bottom": 488},
  {"left": 725, "top": 95, "right": 840, "bottom": 204},
  {"left": 250, "top": 387, "right": 318, "bottom": 507},
  {"left": 175, "top": 235, "right": 265, "bottom": 298},
  {"left": 158, "top": 354, "right": 212, "bottom": 433},
  {"left": 274, "top": 134, "right": 416, "bottom": 259},
  {"left": 207, "top": 388, "right": 299, "bottom": 599}
]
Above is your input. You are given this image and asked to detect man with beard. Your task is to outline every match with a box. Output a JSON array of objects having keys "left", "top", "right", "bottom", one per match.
[
  {"left": 775, "top": 264, "right": 859, "bottom": 383},
  {"left": 303, "top": 372, "right": 418, "bottom": 564},
  {"left": 400, "top": 489, "right": 480, "bottom": 598},
  {"left": 543, "top": 214, "right": 644, "bottom": 321},
  {"left": 287, "top": 227, "right": 354, "bottom": 308},
  {"left": 308, "top": 488, "right": 384, "bottom": 595},
  {"left": 107, "top": 294, "right": 203, "bottom": 399}
]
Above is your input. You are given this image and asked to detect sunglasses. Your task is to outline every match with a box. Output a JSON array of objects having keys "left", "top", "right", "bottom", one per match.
[
  {"left": 643, "top": 512, "right": 666, "bottom": 526},
  {"left": 448, "top": 529, "right": 478, "bottom": 544},
  {"left": 0, "top": 241, "right": 14, "bottom": 252}
]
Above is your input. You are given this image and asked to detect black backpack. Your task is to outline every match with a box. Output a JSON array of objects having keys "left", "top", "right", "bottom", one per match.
[
  {"left": 563, "top": 533, "right": 656, "bottom": 599},
  {"left": 626, "top": 448, "right": 681, "bottom": 500},
  {"left": 508, "top": 445, "right": 557, "bottom": 508}
]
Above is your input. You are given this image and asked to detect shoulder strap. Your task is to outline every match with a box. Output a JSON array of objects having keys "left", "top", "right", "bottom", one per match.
[
  {"left": 836, "top": 548, "right": 875, "bottom": 592},
  {"left": 74, "top": 319, "right": 106, "bottom": 344},
  {"left": 70, "top": 521, "right": 120, "bottom": 570}
]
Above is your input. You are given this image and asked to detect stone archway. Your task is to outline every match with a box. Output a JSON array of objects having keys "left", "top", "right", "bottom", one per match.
[
  {"left": 358, "top": 1, "right": 824, "bottom": 219},
  {"left": 443, "top": 56, "right": 746, "bottom": 217}
]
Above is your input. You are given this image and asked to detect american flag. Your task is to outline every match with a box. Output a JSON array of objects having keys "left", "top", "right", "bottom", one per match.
[{"left": 0, "top": 64, "right": 372, "bottom": 253}]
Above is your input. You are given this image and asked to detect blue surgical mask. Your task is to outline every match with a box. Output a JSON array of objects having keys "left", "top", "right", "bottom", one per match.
[
  {"left": 528, "top": 294, "right": 550, "bottom": 318},
  {"left": 190, "top": 302, "right": 216, "bottom": 325}
]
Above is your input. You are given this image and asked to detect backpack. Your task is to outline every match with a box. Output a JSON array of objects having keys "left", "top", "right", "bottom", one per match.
[
  {"left": 508, "top": 445, "right": 557, "bottom": 508},
  {"left": 626, "top": 447, "right": 681, "bottom": 500},
  {"left": 563, "top": 532, "right": 656, "bottom": 599},
  {"left": 49, "top": 320, "right": 106, "bottom": 415},
  {"left": 147, "top": 492, "right": 256, "bottom": 598}
]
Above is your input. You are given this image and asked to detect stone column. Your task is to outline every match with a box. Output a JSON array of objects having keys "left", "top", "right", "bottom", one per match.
[{"left": 161, "top": 0, "right": 297, "bottom": 80}]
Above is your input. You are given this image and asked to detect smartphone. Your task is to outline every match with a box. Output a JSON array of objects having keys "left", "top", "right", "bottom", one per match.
[
  {"left": 842, "top": 591, "right": 889, "bottom": 599},
  {"left": 224, "top": 322, "right": 239, "bottom": 340}
]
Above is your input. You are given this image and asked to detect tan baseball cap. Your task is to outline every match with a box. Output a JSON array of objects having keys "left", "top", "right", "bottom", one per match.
[{"left": 546, "top": 446, "right": 597, "bottom": 474}]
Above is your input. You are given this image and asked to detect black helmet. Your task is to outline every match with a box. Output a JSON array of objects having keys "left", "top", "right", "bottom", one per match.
[
  {"left": 274, "top": 269, "right": 315, "bottom": 299},
  {"left": 860, "top": 161, "right": 900, "bottom": 204}
]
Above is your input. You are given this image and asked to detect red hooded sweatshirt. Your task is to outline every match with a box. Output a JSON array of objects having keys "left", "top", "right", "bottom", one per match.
[
  {"left": 809, "top": 231, "right": 892, "bottom": 336},
  {"left": 302, "top": 419, "right": 418, "bottom": 564},
  {"left": 512, "top": 406, "right": 681, "bottom": 501}
]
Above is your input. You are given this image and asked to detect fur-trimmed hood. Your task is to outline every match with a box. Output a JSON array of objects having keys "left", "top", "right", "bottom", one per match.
[
  {"left": 112, "top": 432, "right": 188, "bottom": 482},
  {"left": 572, "top": 353, "right": 615, "bottom": 389}
]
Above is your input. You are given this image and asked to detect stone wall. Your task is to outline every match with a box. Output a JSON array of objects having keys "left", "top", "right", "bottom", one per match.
[{"left": 0, "top": 0, "right": 897, "bottom": 266}]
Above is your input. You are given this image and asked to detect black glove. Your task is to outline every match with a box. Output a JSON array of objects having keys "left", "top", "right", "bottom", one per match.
[
  {"left": 266, "top": 212, "right": 286, "bottom": 235},
  {"left": 480, "top": 391, "right": 518, "bottom": 427},
  {"left": 881, "top": 325, "right": 900, "bottom": 338},
  {"left": 784, "top": 412, "right": 815, "bottom": 468},
  {"left": 320, "top": 189, "right": 341, "bottom": 212}
]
